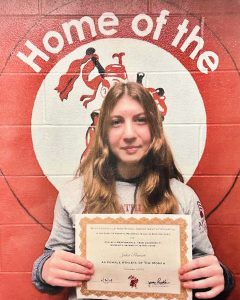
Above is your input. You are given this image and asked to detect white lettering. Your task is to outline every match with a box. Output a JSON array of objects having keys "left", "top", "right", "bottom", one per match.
[
  {"left": 132, "top": 14, "right": 153, "bottom": 37},
  {"left": 171, "top": 19, "right": 189, "bottom": 47},
  {"left": 15, "top": 13, "right": 220, "bottom": 74},
  {"left": 16, "top": 40, "right": 49, "bottom": 72},
  {"left": 98, "top": 12, "right": 119, "bottom": 35},
  {"left": 181, "top": 25, "right": 204, "bottom": 59},
  {"left": 197, "top": 51, "right": 219, "bottom": 74},
  {"left": 62, "top": 17, "right": 97, "bottom": 44},
  {"left": 43, "top": 31, "right": 64, "bottom": 54},
  {"left": 153, "top": 10, "right": 169, "bottom": 40}
]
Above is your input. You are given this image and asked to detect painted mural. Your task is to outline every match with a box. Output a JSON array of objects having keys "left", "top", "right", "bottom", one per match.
[{"left": 0, "top": 1, "right": 239, "bottom": 299}]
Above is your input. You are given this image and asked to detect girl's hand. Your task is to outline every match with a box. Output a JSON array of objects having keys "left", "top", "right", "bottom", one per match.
[
  {"left": 179, "top": 255, "right": 224, "bottom": 299},
  {"left": 42, "top": 250, "right": 94, "bottom": 287}
]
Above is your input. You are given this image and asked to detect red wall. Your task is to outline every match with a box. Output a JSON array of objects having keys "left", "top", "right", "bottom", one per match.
[{"left": 0, "top": 1, "right": 239, "bottom": 299}]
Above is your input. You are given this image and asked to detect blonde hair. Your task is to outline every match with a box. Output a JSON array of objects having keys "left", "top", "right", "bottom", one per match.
[{"left": 77, "top": 82, "right": 183, "bottom": 214}]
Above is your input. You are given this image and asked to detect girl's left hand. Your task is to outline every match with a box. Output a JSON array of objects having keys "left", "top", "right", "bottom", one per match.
[{"left": 179, "top": 255, "right": 224, "bottom": 299}]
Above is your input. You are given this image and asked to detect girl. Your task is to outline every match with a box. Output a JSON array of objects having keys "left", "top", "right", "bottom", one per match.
[{"left": 33, "top": 82, "right": 234, "bottom": 299}]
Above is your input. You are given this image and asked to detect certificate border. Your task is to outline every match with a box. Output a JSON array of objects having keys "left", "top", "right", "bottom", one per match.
[{"left": 79, "top": 216, "right": 189, "bottom": 300}]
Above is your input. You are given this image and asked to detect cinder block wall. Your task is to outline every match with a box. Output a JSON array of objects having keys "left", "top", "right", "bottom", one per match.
[{"left": 0, "top": 1, "right": 239, "bottom": 299}]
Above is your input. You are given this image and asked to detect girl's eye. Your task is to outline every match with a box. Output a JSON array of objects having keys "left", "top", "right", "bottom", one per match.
[
  {"left": 136, "top": 116, "right": 147, "bottom": 124},
  {"left": 110, "top": 118, "right": 122, "bottom": 127}
]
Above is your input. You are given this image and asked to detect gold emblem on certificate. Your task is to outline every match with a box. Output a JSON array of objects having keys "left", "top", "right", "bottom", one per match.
[{"left": 75, "top": 214, "right": 192, "bottom": 300}]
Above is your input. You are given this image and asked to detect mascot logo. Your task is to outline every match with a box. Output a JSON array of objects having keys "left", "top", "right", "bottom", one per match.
[
  {"left": 54, "top": 47, "right": 167, "bottom": 161},
  {"left": 31, "top": 38, "right": 206, "bottom": 190}
]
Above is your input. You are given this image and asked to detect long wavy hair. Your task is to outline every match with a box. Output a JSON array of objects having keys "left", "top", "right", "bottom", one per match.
[{"left": 77, "top": 82, "right": 183, "bottom": 214}]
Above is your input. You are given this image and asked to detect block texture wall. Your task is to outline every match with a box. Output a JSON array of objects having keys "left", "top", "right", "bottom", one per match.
[{"left": 0, "top": 1, "right": 239, "bottom": 299}]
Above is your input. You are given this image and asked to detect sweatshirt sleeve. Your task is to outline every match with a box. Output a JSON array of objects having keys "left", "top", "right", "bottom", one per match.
[
  {"left": 185, "top": 187, "right": 214, "bottom": 257},
  {"left": 185, "top": 186, "right": 235, "bottom": 296},
  {"left": 32, "top": 194, "right": 75, "bottom": 293},
  {"left": 220, "top": 262, "right": 235, "bottom": 294},
  {"left": 171, "top": 180, "right": 214, "bottom": 257},
  {"left": 32, "top": 248, "right": 64, "bottom": 294}
]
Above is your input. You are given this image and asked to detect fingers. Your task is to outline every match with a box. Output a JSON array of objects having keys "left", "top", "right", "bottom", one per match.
[
  {"left": 42, "top": 250, "right": 94, "bottom": 287},
  {"left": 53, "top": 259, "right": 93, "bottom": 275},
  {"left": 195, "top": 286, "right": 224, "bottom": 299},
  {"left": 56, "top": 250, "right": 93, "bottom": 269},
  {"left": 179, "top": 265, "right": 223, "bottom": 281},
  {"left": 51, "top": 250, "right": 94, "bottom": 275},
  {"left": 179, "top": 255, "right": 219, "bottom": 275},
  {"left": 42, "top": 267, "right": 92, "bottom": 287},
  {"left": 48, "top": 278, "right": 82, "bottom": 287},
  {"left": 181, "top": 275, "right": 223, "bottom": 290},
  {"left": 46, "top": 268, "right": 92, "bottom": 286},
  {"left": 179, "top": 255, "right": 224, "bottom": 299}
]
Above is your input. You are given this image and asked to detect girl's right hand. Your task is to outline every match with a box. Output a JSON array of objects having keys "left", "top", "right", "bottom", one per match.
[{"left": 42, "top": 250, "right": 94, "bottom": 287}]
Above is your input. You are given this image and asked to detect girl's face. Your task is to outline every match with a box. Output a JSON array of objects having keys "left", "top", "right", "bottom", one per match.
[{"left": 107, "top": 95, "right": 152, "bottom": 175}]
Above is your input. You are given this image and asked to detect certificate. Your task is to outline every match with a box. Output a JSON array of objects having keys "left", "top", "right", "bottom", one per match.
[{"left": 75, "top": 214, "right": 192, "bottom": 300}]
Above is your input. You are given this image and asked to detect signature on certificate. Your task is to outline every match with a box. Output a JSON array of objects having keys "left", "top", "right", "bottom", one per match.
[
  {"left": 101, "top": 277, "right": 113, "bottom": 284},
  {"left": 148, "top": 277, "right": 170, "bottom": 287},
  {"left": 121, "top": 252, "right": 146, "bottom": 258}
]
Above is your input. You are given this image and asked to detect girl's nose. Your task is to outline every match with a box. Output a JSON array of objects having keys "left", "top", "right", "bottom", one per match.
[{"left": 123, "top": 122, "right": 136, "bottom": 139}]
